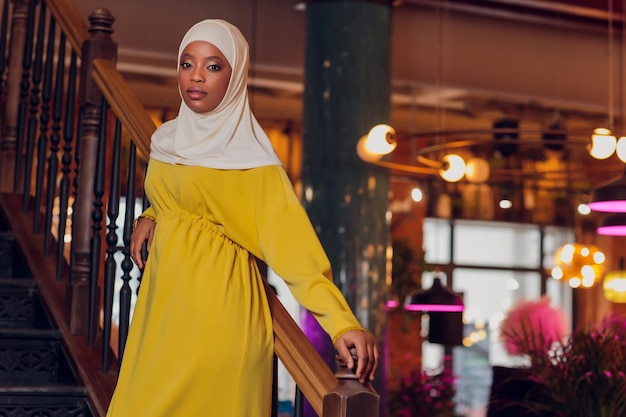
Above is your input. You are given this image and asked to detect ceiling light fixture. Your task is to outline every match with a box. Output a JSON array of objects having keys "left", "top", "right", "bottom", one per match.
[
  {"left": 589, "top": 167, "right": 626, "bottom": 213},
  {"left": 589, "top": 128, "right": 617, "bottom": 159},
  {"left": 590, "top": 0, "right": 619, "bottom": 159},
  {"left": 588, "top": 0, "right": 626, "bottom": 232},
  {"left": 550, "top": 243, "right": 605, "bottom": 288},
  {"left": 596, "top": 212, "right": 626, "bottom": 235},
  {"left": 356, "top": 124, "right": 618, "bottom": 188},
  {"left": 603, "top": 258, "right": 626, "bottom": 302}
]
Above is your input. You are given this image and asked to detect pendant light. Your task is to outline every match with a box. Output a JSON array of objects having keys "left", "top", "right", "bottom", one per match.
[
  {"left": 404, "top": 276, "right": 464, "bottom": 312},
  {"left": 603, "top": 258, "right": 626, "bottom": 302},
  {"left": 596, "top": 212, "right": 626, "bottom": 235},
  {"left": 589, "top": 167, "right": 626, "bottom": 213}
]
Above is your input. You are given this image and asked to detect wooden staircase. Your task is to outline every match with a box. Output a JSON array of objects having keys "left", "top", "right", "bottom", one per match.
[{"left": 0, "top": 212, "right": 92, "bottom": 416}]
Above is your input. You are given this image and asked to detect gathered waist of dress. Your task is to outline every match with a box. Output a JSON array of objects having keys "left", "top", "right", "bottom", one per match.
[
  {"left": 153, "top": 210, "right": 252, "bottom": 256},
  {"left": 156, "top": 210, "right": 225, "bottom": 235}
]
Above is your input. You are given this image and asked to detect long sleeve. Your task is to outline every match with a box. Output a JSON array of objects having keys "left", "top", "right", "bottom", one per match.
[
  {"left": 255, "top": 167, "right": 363, "bottom": 341},
  {"left": 140, "top": 205, "right": 157, "bottom": 221}
]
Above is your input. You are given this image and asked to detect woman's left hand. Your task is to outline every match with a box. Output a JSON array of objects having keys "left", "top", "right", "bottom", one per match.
[{"left": 334, "top": 329, "right": 380, "bottom": 383}]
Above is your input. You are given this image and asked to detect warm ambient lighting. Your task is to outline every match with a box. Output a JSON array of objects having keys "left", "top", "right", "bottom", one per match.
[
  {"left": 356, "top": 124, "right": 397, "bottom": 162},
  {"left": 603, "top": 258, "right": 626, "bottom": 303},
  {"left": 588, "top": 128, "right": 626, "bottom": 163},
  {"left": 411, "top": 187, "right": 423, "bottom": 202},
  {"left": 588, "top": 128, "right": 617, "bottom": 159},
  {"left": 439, "top": 154, "right": 466, "bottom": 182},
  {"left": 356, "top": 124, "right": 605, "bottom": 188},
  {"left": 550, "top": 243, "right": 605, "bottom": 288},
  {"left": 465, "top": 157, "right": 490, "bottom": 183},
  {"left": 404, "top": 277, "right": 465, "bottom": 312},
  {"left": 617, "top": 137, "right": 626, "bottom": 163}
]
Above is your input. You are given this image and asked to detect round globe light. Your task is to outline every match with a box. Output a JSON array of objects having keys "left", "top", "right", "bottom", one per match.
[
  {"left": 439, "top": 154, "right": 466, "bottom": 182},
  {"left": 465, "top": 157, "right": 490, "bottom": 183},
  {"left": 588, "top": 128, "right": 617, "bottom": 160}
]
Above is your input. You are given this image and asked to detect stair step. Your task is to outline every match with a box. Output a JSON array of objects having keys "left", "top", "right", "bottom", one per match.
[
  {"left": 0, "top": 328, "right": 78, "bottom": 385},
  {"left": 0, "top": 207, "right": 93, "bottom": 417},
  {"left": 0, "top": 277, "right": 37, "bottom": 288},
  {"left": 0, "top": 384, "right": 86, "bottom": 395},
  {"left": 0, "top": 328, "right": 60, "bottom": 338},
  {"left": 0, "top": 384, "right": 92, "bottom": 417},
  {"left": 0, "top": 279, "right": 54, "bottom": 330}
]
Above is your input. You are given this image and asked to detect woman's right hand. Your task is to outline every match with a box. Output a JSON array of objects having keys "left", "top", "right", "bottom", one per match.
[{"left": 130, "top": 217, "right": 156, "bottom": 269}]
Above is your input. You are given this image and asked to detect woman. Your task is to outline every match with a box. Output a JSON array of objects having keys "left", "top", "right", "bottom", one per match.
[{"left": 106, "top": 19, "right": 380, "bottom": 417}]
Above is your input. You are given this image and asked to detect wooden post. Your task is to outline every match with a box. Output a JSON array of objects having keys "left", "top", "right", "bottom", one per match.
[
  {"left": 0, "top": 0, "right": 31, "bottom": 192},
  {"left": 322, "top": 349, "right": 380, "bottom": 417},
  {"left": 68, "top": 8, "right": 116, "bottom": 335}
]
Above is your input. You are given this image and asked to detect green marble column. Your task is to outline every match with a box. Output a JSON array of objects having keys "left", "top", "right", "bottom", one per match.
[{"left": 301, "top": 0, "right": 392, "bottom": 396}]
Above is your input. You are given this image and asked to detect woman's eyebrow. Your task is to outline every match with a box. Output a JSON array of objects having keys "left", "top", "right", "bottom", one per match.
[{"left": 180, "top": 53, "right": 224, "bottom": 61}]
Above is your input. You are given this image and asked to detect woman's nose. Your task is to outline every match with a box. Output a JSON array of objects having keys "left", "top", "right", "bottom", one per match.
[{"left": 191, "top": 69, "right": 204, "bottom": 82}]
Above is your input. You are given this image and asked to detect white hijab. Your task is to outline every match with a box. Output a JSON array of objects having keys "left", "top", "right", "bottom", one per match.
[{"left": 150, "top": 19, "right": 282, "bottom": 169}]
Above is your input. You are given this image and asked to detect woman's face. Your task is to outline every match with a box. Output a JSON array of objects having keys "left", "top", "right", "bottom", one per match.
[{"left": 178, "top": 40, "right": 232, "bottom": 114}]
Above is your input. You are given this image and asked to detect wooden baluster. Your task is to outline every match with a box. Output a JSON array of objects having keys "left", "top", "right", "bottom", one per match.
[
  {"left": 102, "top": 118, "right": 121, "bottom": 370},
  {"left": 87, "top": 96, "right": 107, "bottom": 344},
  {"left": 12, "top": 0, "right": 35, "bottom": 194},
  {"left": 69, "top": 104, "right": 83, "bottom": 282},
  {"left": 117, "top": 140, "right": 137, "bottom": 367},
  {"left": 34, "top": 10, "right": 55, "bottom": 234},
  {"left": 0, "top": 0, "right": 9, "bottom": 96},
  {"left": 43, "top": 28, "right": 64, "bottom": 256},
  {"left": 55, "top": 46, "right": 75, "bottom": 281},
  {"left": 0, "top": 0, "right": 30, "bottom": 193},
  {"left": 21, "top": 0, "right": 46, "bottom": 213},
  {"left": 69, "top": 7, "right": 116, "bottom": 335},
  {"left": 322, "top": 349, "right": 380, "bottom": 417},
  {"left": 138, "top": 185, "right": 149, "bottom": 289},
  {"left": 294, "top": 387, "right": 304, "bottom": 417}
]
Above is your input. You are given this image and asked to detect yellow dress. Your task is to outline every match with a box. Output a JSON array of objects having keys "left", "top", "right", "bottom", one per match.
[{"left": 106, "top": 160, "right": 362, "bottom": 417}]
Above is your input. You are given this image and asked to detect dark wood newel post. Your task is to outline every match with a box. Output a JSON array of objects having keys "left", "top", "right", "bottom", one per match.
[
  {"left": 322, "top": 349, "right": 380, "bottom": 417},
  {"left": 68, "top": 8, "right": 116, "bottom": 335},
  {"left": 0, "top": 0, "right": 31, "bottom": 192}
]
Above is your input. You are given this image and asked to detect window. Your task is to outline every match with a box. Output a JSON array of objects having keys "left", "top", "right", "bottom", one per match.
[{"left": 421, "top": 218, "right": 574, "bottom": 417}]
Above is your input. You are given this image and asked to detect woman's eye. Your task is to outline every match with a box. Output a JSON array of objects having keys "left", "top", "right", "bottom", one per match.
[
  {"left": 180, "top": 62, "right": 192, "bottom": 69},
  {"left": 207, "top": 64, "right": 221, "bottom": 71}
]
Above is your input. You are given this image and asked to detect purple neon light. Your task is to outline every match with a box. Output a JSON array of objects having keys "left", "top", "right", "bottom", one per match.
[
  {"left": 597, "top": 225, "right": 626, "bottom": 236},
  {"left": 386, "top": 299, "right": 400, "bottom": 309},
  {"left": 588, "top": 201, "right": 626, "bottom": 213},
  {"left": 404, "top": 304, "right": 465, "bottom": 312}
]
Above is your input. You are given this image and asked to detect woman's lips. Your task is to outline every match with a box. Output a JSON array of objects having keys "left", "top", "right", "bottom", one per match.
[{"left": 186, "top": 87, "right": 207, "bottom": 100}]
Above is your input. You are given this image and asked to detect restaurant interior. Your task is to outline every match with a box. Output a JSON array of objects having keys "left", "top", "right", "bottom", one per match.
[{"left": 66, "top": 0, "right": 626, "bottom": 416}]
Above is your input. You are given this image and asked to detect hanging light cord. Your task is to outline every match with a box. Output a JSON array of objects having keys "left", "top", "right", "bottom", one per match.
[{"left": 609, "top": 0, "right": 615, "bottom": 132}]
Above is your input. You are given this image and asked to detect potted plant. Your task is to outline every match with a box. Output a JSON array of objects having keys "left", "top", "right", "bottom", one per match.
[
  {"left": 388, "top": 356, "right": 457, "bottom": 417},
  {"left": 492, "top": 297, "right": 626, "bottom": 417}
]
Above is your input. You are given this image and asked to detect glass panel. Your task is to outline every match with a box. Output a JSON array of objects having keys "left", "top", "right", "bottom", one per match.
[
  {"left": 423, "top": 218, "right": 451, "bottom": 264},
  {"left": 453, "top": 220, "right": 541, "bottom": 268},
  {"left": 421, "top": 270, "right": 448, "bottom": 288},
  {"left": 422, "top": 268, "right": 541, "bottom": 417},
  {"left": 453, "top": 268, "right": 540, "bottom": 326},
  {"left": 542, "top": 225, "right": 576, "bottom": 269},
  {"left": 546, "top": 278, "right": 573, "bottom": 332},
  {"left": 419, "top": 219, "right": 575, "bottom": 417}
]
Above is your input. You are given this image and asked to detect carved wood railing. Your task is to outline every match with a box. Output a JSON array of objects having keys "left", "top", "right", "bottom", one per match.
[{"left": 0, "top": 1, "right": 379, "bottom": 417}]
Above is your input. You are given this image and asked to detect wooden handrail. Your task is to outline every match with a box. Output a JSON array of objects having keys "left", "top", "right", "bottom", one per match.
[
  {"left": 92, "top": 58, "right": 153, "bottom": 159},
  {"left": 44, "top": 0, "right": 88, "bottom": 54},
  {"left": 91, "top": 57, "right": 336, "bottom": 415},
  {"left": 264, "top": 281, "right": 337, "bottom": 416}
]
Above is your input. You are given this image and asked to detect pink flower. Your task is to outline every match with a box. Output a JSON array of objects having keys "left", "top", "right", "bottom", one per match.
[{"left": 500, "top": 296, "right": 569, "bottom": 357}]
